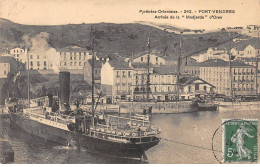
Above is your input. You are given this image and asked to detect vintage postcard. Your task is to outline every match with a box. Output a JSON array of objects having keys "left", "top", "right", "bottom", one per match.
[{"left": 0, "top": 0, "right": 259, "bottom": 164}]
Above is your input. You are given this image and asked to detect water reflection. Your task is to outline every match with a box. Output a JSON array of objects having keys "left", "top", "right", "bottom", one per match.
[{"left": 1, "top": 109, "right": 259, "bottom": 164}]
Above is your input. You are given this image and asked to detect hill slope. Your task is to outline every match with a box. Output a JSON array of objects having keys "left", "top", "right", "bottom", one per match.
[{"left": 0, "top": 18, "right": 246, "bottom": 58}]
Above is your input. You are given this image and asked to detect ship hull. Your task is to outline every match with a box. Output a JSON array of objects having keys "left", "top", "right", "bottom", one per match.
[
  {"left": 198, "top": 103, "right": 218, "bottom": 111},
  {"left": 118, "top": 101, "right": 198, "bottom": 114},
  {"left": 8, "top": 112, "right": 160, "bottom": 160},
  {"left": 217, "top": 101, "right": 260, "bottom": 112}
]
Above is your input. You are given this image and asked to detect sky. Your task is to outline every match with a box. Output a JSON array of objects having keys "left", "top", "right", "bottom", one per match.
[{"left": 0, "top": 0, "right": 259, "bottom": 30}]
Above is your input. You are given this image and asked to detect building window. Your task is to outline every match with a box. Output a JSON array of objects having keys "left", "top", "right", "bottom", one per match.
[
  {"left": 30, "top": 61, "right": 33, "bottom": 66},
  {"left": 74, "top": 62, "right": 77, "bottom": 65},
  {"left": 74, "top": 56, "right": 76, "bottom": 60},
  {"left": 84, "top": 52, "right": 86, "bottom": 56},
  {"left": 154, "top": 87, "right": 157, "bottom": 92},
  {"left": 79, "top": 62, "right": 81, "bottom": 66},
  {"left": 195, "top": 84, "right": 199, "bottom": 90},
  {"left": 204, "top": 86, "right": 207, "bottom": 91},
  {"left": 37, "top": 61, "right": 40, "bottom": 66},
  {"left": 30, "top": 55, "right": 33, "bottom": 59},
  {"left": 64, "top": 62, "right": 66, "bottom": 66},
  {"left": 188, "top": 86, "right": 191, "bottom": 92},
  {"left": 116, "top": 71, "right": 120, "bottom": 78},
  {"left": 128, "top": 71, "right": 131, "bottom": 77},
  {"left": 44, "top": 61, "right": 47, "bottom": 66},
  {"left": 79, "top": 55, "right": 81, "bottom": 60},
  {"left": 122, "top": 71, "right": 126, "bottom": 78},
  {"left": 141, "top": 57, "right": 143, "bottom": 62},
  {"left": 94, "top": 69, "right": 97, "bottom": 74},
  {"left": 70, "top": 56, "right": 72, "bottom": 60}
]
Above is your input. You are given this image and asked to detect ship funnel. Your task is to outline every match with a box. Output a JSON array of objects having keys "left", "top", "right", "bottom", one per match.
[
  {"left": 59, "top": 71, "right": 70, "bottom": 112},
  {"left": 47, "top": 94, "right": 53, "bottom": 107}
]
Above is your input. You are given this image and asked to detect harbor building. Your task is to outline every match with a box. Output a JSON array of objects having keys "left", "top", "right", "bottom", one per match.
[
  {"left": 130, "top": 51, "right": 177, "bottom": 67},
  {"left": 0, "top": 56, "right": 24, "bottom": 78},
  {"left": 21, "top": 49, "right": 58, "bottom": 70},
  {"left": 182, "top": 62, "right": 200, "bottom": 77},
  {"left": 101, "top": 60, "right": 134, "bottom": 103},
  {"left": 131, "top": 63, "right": 154, "bottom": 101},
  {"left": 9, "top": 47, "right": 25, "bottom": 61},
  {"left": 57, "top": 46, "right": 91, "bottom": 70},
  {"left": 179, "top": 76, "right": 215, "bottom": 100},
  {"left": 95, "top": 53, "right": 121, "bottom": 61},
  {"left": 197, "top": 48, "right": 229, "bottom": 62},
  {"left": 149, "top": 67, "right": 178, "bottom": 101},
  {"left": 199, "top": 59, "right": 256, "bottom": 96},
  {"left": 83, "top": 59, "right": 104, "bottom": 88}
]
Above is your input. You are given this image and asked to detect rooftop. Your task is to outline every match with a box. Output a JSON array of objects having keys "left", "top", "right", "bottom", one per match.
[
  {"left": 57, "top": 46, "right": 89, "bottom": 52},
  {"left": 108, "top": 60, "right": 133, "bottom": 70},
  {"left": 132, "top": 50, "right": 175, "bottom": 61},
  {"left": 0, "top": 55, "right": 16, "bottom": 63},
  {"left": 153, "top": 66, "right": 177, "bottom": 75},
  {"left": 199, "top": 59, "right": 253, "bottom": 67},
  {"left": 217, "top": 38, "right": 260, "bottom": 51},
  {"left": 96, "top": 53, "right": 120, "bottom": 60},
  {"left": 179, "top": 76, "right": 215, "bottom": 87},
  {"left": 87, "top": 59, "right": 104, "bottom": 68},
  {"left": 131, "top": 62, "right": 154, "bottom": 69}
]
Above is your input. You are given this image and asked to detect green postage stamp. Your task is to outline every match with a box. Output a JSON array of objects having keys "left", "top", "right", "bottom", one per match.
[{"left": 222, "top": 119, "right": 258, "bottom": 163}]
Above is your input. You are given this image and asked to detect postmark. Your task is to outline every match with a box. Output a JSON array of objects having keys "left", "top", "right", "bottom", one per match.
[{"left": 222, "top": 119, "right": 258, "bottom": 163}]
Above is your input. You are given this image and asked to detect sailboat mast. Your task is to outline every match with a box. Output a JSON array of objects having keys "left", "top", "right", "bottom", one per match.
[
  {"left": 228, "top": 33, "right": 233, "bottom": 99},
  {"left": 91, "top": 39, "right": 95, "bottom": 125},
  {"left": 256, "top": 32, "right": 259, "bottom": 96},
  {"left": 176, "top": 39, "right": 182, "bottom": 101},
  {"left": 27, "top": 50, "right": 30, "bottom": 107},
  {"left": 146, "top": 36, "right": 150, "bottom": 101}
]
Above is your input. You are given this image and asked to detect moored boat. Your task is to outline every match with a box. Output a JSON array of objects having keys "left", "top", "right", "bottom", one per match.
[
  {"left": 217, "top": 100, "right": 260, "bottom": 112},
  {"left": 6, "top": 70, "right": 161, "bottom": 160}
]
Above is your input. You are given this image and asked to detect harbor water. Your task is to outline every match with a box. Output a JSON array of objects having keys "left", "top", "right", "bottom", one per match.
[{"left": 0, "top": 109, "right": 259, "bottom": 164}]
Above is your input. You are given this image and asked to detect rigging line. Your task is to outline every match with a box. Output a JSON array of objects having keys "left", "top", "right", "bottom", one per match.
[{"left": 161, "top": 138, "right": 222, "bottom": 153}]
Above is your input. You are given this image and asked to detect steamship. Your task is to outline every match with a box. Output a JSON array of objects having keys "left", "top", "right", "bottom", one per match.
[{"left": 6, "top": 71, "right": 160, "bottom": 160}]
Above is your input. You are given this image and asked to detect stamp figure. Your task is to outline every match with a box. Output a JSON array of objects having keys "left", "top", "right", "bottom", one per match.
[{"left": 222, "top": 119, "right": 258, "bottom": 163}]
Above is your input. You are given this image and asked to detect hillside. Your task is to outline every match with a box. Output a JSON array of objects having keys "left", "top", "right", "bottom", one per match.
[{"left": 0, "top": 18, "right": 247, "bottom": 58}]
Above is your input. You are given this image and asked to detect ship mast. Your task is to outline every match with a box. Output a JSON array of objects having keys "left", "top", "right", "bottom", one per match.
[
  {"left": 227, "top": 33, "right": 233, "bottom": 99},
  {"left": 90, "top": 27, "right": 95, "bottom": 126},
  {"left": 27, "top": 49, "right": 30, "bottom": 107},
  {"left": 146, "top": 36, "right": 150, "bottom": 102},
  {"left": 256, "top": 32, "right": 259, "bottom": 97},
  {"left": 176, "top": 39, "right": 182, "bottom": 101}
]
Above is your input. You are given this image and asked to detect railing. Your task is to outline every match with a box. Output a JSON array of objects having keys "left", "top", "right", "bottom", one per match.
[{"left": 88, "top": 125, "right": 159, "bottom": 143}]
